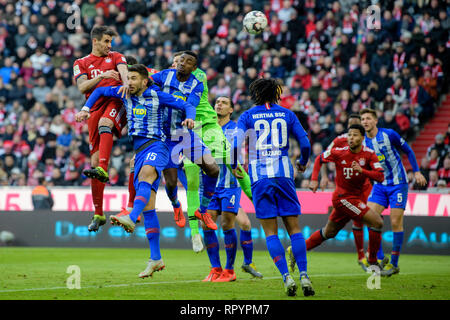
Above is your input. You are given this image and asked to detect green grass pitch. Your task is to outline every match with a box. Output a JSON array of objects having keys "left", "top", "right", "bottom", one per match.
[{"left": 0, "top": 247, "right": 449, "bottom": 300}]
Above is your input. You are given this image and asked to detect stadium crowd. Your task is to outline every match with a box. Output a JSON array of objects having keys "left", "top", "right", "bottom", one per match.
[{"left": 0, "top": 0, "right": 449, "bottom": 191}]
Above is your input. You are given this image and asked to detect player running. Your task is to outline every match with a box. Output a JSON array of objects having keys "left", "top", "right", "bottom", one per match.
[
  {"left": 79, "top": 64, "right": 195, "bottom": 277},
  {"left": 233, "top": 78, "right": 314, "bottom": 297},
  {"left": 306, "top": 124, "right": 387, "bottom": 275},
  {"left": 201, "top": 96, "right": 263, "bottom": 282},
  {"left": 287, "top": 114, "right": 382, "bottom": 272},
  {"left": 360, "top": 108, "right": 427, "bottom": 276},
  {"left": 74, "top": 26, "right": 129, "bottom": 232}
]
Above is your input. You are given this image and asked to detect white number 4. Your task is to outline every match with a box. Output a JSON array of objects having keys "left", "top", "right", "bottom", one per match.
[
  {"left": 229, "top": 195, "right": 235, "bottom": 206},
  {"left": 146, "top": 152, "right": 157, "bottom": 161}
]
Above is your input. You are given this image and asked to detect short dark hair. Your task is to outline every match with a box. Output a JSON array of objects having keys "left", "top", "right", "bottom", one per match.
[
  {"left": 173, "top": 51, "right": 184, "bottom": 58},
  {"left": 349, "top": 113, "right": 361, "bottom": 120},
  {"left": 360, "top": 108, "right": 377, "bottom": 119},
  {"left": 90, "top": 26, "right": 117, "bottom": 41},
  {"left": 125, "top": 55, "right": 138, "bottom": 65},
  {"left": 348, "top": 123, "right": 366, "bottom": 136},
  {"left": 128, "top": 64, "right": 150, "bottom": 81},
  {"left": 216, "top": 96, "right": 234, "bottom": 109},
  {"left": 249, "top": 78, "right": 283, "bottom": 105},
  {"left": 182, "top": 50, "right": 198, "bottom": 66}
]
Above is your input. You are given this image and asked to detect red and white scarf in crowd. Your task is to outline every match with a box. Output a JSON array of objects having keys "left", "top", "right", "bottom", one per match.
[
  {"left": 393, "top": 52, "right": 406, "bottom": 72},
  {"left": 307, "top": 41, "right": 322, "bottom": 62},
  {"left": 388, "top": 85, "right": 405, "bottom": 98},
  {"left": 409, "top": 86, "right": 419, "bottom": 105}
]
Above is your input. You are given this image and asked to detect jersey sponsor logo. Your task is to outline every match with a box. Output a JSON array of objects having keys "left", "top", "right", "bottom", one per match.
[
  {"left": 90, "top": 69, "right": 104, "bottom": 78},
  {"left": 133, "top": 105, "right": 146, "bottom": 118},
  {"left": 374, "top": 162, "right": 382, "bottom": 169},
  {"left": 172, "top": 91, "right": 187, "bottom": 101},
  {"left": 377, "top": 154, "right": 385, "bottom": 162},
  {"left": 343, "top": 167, "right": 354, "bottom": 179},
  {"left": 73, "top": 65, "right": 80, "bottom": 75}
]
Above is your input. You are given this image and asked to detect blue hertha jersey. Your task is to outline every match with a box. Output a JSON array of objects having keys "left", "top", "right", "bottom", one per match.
[
  {"left": 364, "top": 128, "right": 413, "bottom": 186},
  {"left": 151, "top": 69, "right": 203, "bottom": 138},
  {"left": 83, "top": 84, "right": 196, "bottom": 149},
  {"left": 217, "top": 120, "right": 239, "bottom": 189},
  {"left": 236, "top": 103, "right": 310, "bottom": 184}
]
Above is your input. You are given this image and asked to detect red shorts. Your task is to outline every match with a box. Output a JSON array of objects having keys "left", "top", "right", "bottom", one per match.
[
  {"left": 87, "top": 97, "right": 126, "bottom": 155},
  {"left": 362, "top": 182, "right": 372, "bottom": 202},
  {"left": 330, "top": 196, "right": 370, "bottom": 225}
]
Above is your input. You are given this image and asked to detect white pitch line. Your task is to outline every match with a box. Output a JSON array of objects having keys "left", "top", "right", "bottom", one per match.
[{"left": 0, "top": 272, "right": 417, "bottom": 294}]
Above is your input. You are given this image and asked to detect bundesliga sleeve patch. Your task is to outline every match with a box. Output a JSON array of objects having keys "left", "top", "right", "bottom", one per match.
[
  {"left": 121, "top": 56, "right": 126, "bottom": 62},
  {"left": 73, "top": 65, "right": 80, "bottom": 76},
  {"left": 374, "top": 162, "right": 382, "bottom": 169}
]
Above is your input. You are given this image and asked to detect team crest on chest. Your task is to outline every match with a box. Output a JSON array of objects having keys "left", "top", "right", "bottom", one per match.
[
  {"left": 105, "top": 58, "right": 112, "bottom": 63},
  {"left": 359, "top": 158, "right": 366, "bottom": 166}
]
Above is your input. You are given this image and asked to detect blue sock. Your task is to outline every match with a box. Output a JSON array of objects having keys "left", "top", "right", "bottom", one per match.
[
  {"left": 199, "top": 173, "right": 217, "bottom": 213},
  {"left": 290, "top": 232, "right": 307, "bottom": 274},
  {"left": 240, "top": 230, "right": 253, "bottom": 265},
  {"left": 129, "top": 181, "right": 152, "bottom": 223},
  {"left": 224, "top": 229, "right": 237, "bottom": 270},
  {"left": 143, "top": 210, "right": 161, "bottom": 261},
  {"left": 377, "top": 243, "right": 385, "bottom": 260},
  {"left": 391, "top": 231, "right": 404, "bottom": 267},
  {"left": 165, "top": 185, "right": 180, "bottom": 208},
  {"left": 266, "top": 235, "right": 289, "bottom": 280},
  {"left": 204, "top": 230, "right": 221, "bottom": 268}
]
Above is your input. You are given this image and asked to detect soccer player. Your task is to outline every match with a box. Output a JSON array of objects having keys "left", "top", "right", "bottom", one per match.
[
  {"left": 78, "top": 64, "right": 195, "bottom": 277},
  {"left": 201, "top": 96, "right": 262, "bottom": 282},
  {"left": 287, "top": 114, "right": 380, "bottom": 272},
  {"left": 74, "top": 26, "right": 129, "bottom": 232},
  {"left": 168, "top": 51, "right": 254, "bottom": 253},
  {"left": 151, "top": 51, "right": 221, "bottom": 237},
  {"left": 360, "top": 108, "right": 427, "bottom": 276},
  {"left": 233, "top": 78, "right": 314, "bottom": 297},
  {"left": 306, "top": 124, "right": 386, "bottom": 273}
]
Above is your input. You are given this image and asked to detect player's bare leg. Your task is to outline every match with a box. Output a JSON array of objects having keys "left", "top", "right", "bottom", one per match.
[
  {"left": 367, "top": 202, "right": 390, "bottom": 267},
  {"left": 383, "top": 208, "right": 404, "bottom": 276},
  {"left": 212, "top": 211, "right": 238, "bottom": 282},
  {"left": 236, "top": 208, "right": 263, "bottom": 278},
  {"left": 87, "top": 150, "right": 106, "bottom": 232},
  {"left": 163, "top": 167, "right": 186, "bottom": 228},
  {"left": 84, "top": 117, "right": 115, "bottom": 183},
  {"left": 201, "top": 211, "right": 222, "bottom": 282},
  {"left": 361, "top": 209, "right": 384, "bottom": 272},
  {"left": 194, "top": 153, "right": 219, "bottom": 230}
]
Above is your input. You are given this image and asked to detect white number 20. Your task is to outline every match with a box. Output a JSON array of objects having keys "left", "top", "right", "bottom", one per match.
[{"left": 254, "top": 119, "right": 288, "bottom": 150}]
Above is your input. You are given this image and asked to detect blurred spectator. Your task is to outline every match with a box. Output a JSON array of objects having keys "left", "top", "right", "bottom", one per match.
[
  {"left": 31, "top": 176, "right": 53, "bottom": 210},
  {"left": 427, "top": 134, "right": 449, "bottom": 160}
]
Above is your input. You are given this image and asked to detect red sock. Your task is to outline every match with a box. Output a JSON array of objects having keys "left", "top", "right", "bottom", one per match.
[
  {"left": 98, "top": 129, "right": 113, "bottom": 171},
  {"left": 306, "top": 229, "right": 326, "bottom": 250},
  {"left": 352, "top": 220, "right": 365, "bottom": 260},
  {"left": 127, "top": 171, "right": 136, "bottom": 208},
  {"left": 91, "top": 179, "right": 105, "bottom": 216},
  {"left": 368, "top": 228, "right": 382, "bottom": 264}
]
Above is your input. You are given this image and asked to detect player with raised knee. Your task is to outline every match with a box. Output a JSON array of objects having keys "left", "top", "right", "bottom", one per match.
[
  {"left": 360, "top": 108, "right": 427, "bottom": 276},
  {"left": 306, "top": 124, "right": 387, "bottom": 275},
  {"left": 201, "top": 96, "right": 262, "bottom": 282},
  {"left": 287, "top": 114, "right": 382, "bottom": 272},
  {"left": 74, "top": 26, "right": 129, "bottom": 232},
  {"left": 151, "top": 51, "right": 221, "bottom": 236},
  {"left": 78, "top": 64, "right": 196, "bottom": 277},
  {"left": 233, "top": 78, "right": 314, "bottom": 297}
]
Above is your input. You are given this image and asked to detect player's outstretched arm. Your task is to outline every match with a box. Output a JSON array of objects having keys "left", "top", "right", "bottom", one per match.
[
  {"left": 76, "top": 71, "right": 120, "bottom": 95},
  {"left": 156, "top": 90, "right": 196, "bottom": 129},
  {"left": 75, "top": 86, "right": 123, "bottom": 122},
  {"left": 309, "top": 155, "right": 323, "bottom": 193},
  {"left": 390, "top": 130, "right": 427, "bottom": 186}
]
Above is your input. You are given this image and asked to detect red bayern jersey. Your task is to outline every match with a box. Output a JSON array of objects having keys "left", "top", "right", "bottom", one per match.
[
  {"left": 319, "top": 146, "right": 383, "bottom": 200},
  {"left": 327, "top": 133, "right": 348, "bottom": 149},
  {"left": 73, "top": 51, "right": 127, "bottom": 110},
  {"left": 327, "top": 133, "right": 373, "bottom": 191}
]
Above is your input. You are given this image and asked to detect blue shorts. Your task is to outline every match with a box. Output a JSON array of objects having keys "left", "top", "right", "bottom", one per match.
[
  {"left": 165, "top": 130, "right": 210, "bottom": 169},
  {"left": 134, "top": 140, "right": 169, "bottom": 192},
  {"left": 207, "top": 187, "right": 241, "bottom": 214},
  {"left": 368, "top": 183, "right": 408, "bottom": 210},
  {"left": 252, "top": 177, "right": 301, "bottom": 219}
]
